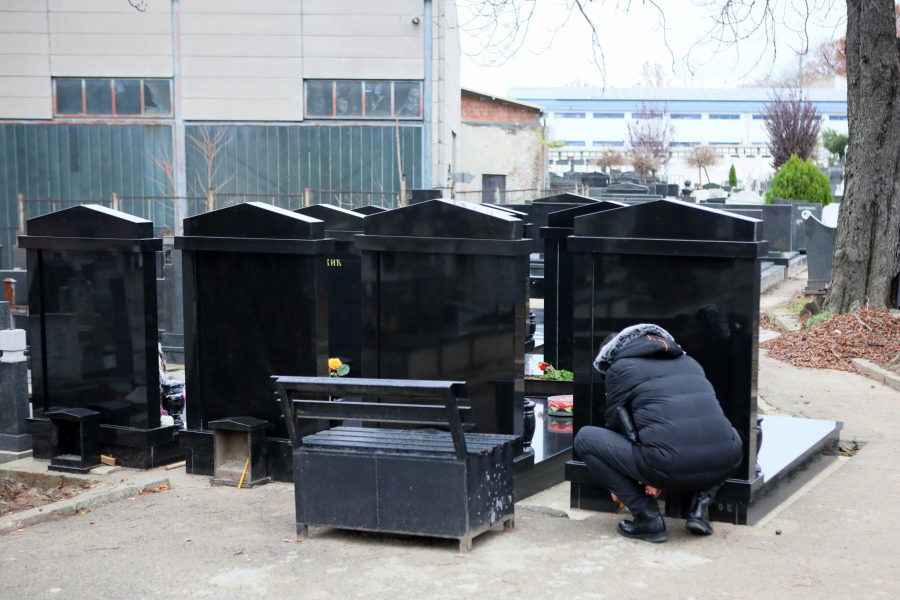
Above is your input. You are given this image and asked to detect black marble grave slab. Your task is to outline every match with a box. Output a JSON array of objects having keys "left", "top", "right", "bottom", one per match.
[
  {"left": 20, "top": 205, "right": 176, "bottom": 469},
  {"left": 541, "top": 200, "right": 627, "bottom": 370},
  {"left": 602, "top": 183, "right": 649, "bottom": 195},
  {"left": 357, "top": 199, "right": 528, "bottom": 441},
  {"left": 295, "top": 204, "right": 365, "bottom": 374},
  {"left": 564, "top": 200, "right": 841, "bottom": 524},
  {"left": 177, "top": 202, "right": 332, "bottom": 478}
]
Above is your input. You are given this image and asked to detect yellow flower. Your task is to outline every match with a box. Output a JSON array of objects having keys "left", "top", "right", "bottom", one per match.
[{"left": 328, "top": 358, "right": 342, "bottom": 371}]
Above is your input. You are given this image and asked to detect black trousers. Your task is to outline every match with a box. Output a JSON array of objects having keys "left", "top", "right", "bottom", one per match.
[{"left": 574, "top": 425, "right": 655, "bottom": 514}]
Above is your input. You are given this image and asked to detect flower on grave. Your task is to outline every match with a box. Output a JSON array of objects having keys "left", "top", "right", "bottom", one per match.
[
  {"left": 328, "top": 358, "right": 350, "bottom": 377},
  {"left": 539, "top": 362, "right": 548, "bottom": 371}
]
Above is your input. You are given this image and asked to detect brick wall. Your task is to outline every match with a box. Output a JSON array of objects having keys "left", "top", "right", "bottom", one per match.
[{"left": 461, "top": 91, "right": 541, "bottom": 123}]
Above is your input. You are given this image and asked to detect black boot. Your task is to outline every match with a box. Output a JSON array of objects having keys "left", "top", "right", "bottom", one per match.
[
  {"left": 685, "top": 489, "right": 715, "bottom": 536},
  {"left": 618, "top": 502, "right": 667, "bottom": 543}
]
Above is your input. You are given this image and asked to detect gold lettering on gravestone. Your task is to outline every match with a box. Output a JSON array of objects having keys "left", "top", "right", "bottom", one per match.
[{"left": 327, "top": 258, "right": 342, "bottom": 267}]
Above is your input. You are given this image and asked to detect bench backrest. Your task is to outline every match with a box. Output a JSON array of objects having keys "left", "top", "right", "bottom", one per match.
[{"left": 273, "top": 376, "right": 471, "bottom": 459}]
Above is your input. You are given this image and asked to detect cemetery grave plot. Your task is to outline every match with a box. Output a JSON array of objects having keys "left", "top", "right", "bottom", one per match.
[{"left": 0, "top": 474, "right": 90, "bottom": 517}]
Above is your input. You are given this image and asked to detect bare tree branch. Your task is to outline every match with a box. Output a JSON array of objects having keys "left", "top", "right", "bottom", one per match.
[{"left": 128, "top": 0, "right": 147, "bottom": 12}]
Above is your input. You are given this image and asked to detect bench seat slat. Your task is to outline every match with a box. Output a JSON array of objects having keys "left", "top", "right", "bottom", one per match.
[
  {"left": 293, "top": 400, "right": 469, "bottom": 425},
  {"left": 301, "top": 427, "right": 517, "bottom": 455}
]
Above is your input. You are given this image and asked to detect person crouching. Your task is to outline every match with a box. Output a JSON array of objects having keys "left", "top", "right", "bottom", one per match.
[{"left": 573, "top": 324, "right": 743, "bottom": 543}]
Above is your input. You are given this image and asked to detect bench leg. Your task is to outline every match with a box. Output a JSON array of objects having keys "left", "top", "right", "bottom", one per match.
[
  {"left": 458, "top": 536, "right": 472, "bottom": 554},
  {"left": 503, "top": 516, "right": 516, "bottom": 531},
  {"left": 297, "top": 524, "right": 309, "bottom": 540}
]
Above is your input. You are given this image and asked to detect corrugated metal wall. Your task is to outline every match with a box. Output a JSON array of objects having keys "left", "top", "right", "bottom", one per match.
[
  {"left": 0, "top": 122, "right": 423, "bottom": 269},
  {"left": 184, "top": 123, "right": 422, "bottom": 211}
]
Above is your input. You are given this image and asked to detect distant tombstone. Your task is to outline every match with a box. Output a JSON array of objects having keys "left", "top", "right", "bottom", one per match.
[
  {"left": 354, "top": 205, "right": 390, "bottom": 216},
  {"left": 667, "top": 184, "right": 679, "bottom": 197},
  {"left": 157, "top": 236, "right": 184, "bottom": 364},
  {"left": 580, "top": 172, "right": 610, "bottom": 188},
  {"left": 803, "top": 212, "right": 837, "bottom": 294},
  {"left": 653, "top": 184, "right": 669, "bottom": 196},
  {"left": 617, "top": 171, "right": 642, "bottom": 183},
  {"left": 20, "top": 205, "right": 177, "bottom": 468},
  {"left": 356, "top": 199, "right": 529, "bottom": 439},
  {"left": 772, "top": 199, "right": 824, "bottom": 253},
  {"left": 177, "top": 202, "right": 332, "bottom": 480},
  {"left": 702, "top": 182, "right": 722, "bottom": 190},
  {"left": 526, "top": 193, "right": 597, "bottom": 253},
  {"left": 294, "top": 204, "right": 366, "bottom": 375},
  {"left": 410, "top": 189, "right": 444, "bottom": 204},
  {"left": 566, "top": 200, "right": 841, "bottom": 525},
  {"left": 728, "top": 190, "right": 764, "bottom": 204},
  {"left": 602, "top": 183, "right": 650, "bottom": 195},
  {"left": 540, "top": 200, "right": 626, "bottom": 371}
]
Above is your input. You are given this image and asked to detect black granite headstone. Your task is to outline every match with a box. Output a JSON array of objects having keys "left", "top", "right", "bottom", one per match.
[
  {"left": 541, "top": 200, "right": 627, "bottom": 371},
  {"left": 177, "top": 202, "right": 333, "bottom": 480},
  {"left": 803, "top": 212, "right": 837, "bottom": 294},
  {"left": 20, "top": 205, "right": 177, "bottom": 468},
  {"left": 353, "top": 205, "right": 391, "bottom": 216},
  {"left": 602, "top": 183, "right": 650, "bottom": 195},
  {"left": 564, "top": 200, "right": 841, "bottom": 525},
  {"left": 357, "top": 199, "right": 528, "bottom": 439},
  {"left": 294, "top": 204, "right": 366, "bottom": 375}
]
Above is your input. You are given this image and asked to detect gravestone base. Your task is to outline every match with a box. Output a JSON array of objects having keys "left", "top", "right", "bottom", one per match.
[
  {"left": 566, "top": 415, "right": 842, "bottom": 525},
  {"left": 26, "top": 420, "right": 184, "bottom": 469},
  {"left": 761, "top": 262, "right": 786, "bottom": 292},
  {"left": 768, "top": 252, "right": 807, "bottom": 278},
  {"left": 0, "top": 449, "right": 32, "bottom": 465},
  {"left": 513, "top": 397, "right": 573, "bottom": 501},
  {"left": 805, "top": 280, "right": 829, "bottom": 295}
]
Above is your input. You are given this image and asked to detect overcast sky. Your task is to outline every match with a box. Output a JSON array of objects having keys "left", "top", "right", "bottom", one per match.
[{"left": 458, "top": 1, "right": 846, "bottom": 96}]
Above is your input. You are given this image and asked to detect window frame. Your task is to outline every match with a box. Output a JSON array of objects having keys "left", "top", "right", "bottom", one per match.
[
  {"left": 554, "top": 112, "right": 586, "bottom": 118},
  {"left": 52, "top": 78, "right": 172, "bottom": 118},
  {"left": 709, "top": 114, "right": 741, "bottom": 120},
  {"left": 828, "top": 115, "right": 848, "bottom": 121},
  {"left": 303, "top": 80, "right": 423, "bottom": 120},
  {"left": 592, "top": 141, "right": 625, "bottom": 147},
  {"left": 592, "top": 113, "right": 624, "bottom": 119},
  {"left": 670, "top": 114, "right": 701, "bottom": 120}
]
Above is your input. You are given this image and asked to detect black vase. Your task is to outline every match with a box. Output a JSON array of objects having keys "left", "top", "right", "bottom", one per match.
[{"left": 523, "top": 399, "right": 536, "bottom": 447}]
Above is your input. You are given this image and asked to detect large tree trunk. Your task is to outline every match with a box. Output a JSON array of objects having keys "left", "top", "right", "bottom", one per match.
[{"left": 825, "top": 0, "right": 900, "bottom": 312}]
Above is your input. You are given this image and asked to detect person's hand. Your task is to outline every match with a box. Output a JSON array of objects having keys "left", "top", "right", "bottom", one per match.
[
  {"left": 610, "top": 492, "right": 620, "bottom": 504},
  {"left": 645, "top": 485, "right": 662, "bottom": 498}
]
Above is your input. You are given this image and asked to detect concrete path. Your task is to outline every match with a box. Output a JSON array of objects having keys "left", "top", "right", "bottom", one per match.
[{"left": 4, "top": 296, "right": 900, "bottom": 597}]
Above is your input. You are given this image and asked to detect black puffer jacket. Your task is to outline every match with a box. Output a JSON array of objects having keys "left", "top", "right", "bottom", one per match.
[{"left": 603, "top": 333, "right": 743, "bottom": 491}]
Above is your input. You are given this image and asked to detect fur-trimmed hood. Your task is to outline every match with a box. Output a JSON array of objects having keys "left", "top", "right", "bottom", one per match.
[{"left": 593, "top": 324, "right": 683, "bottom": 374}]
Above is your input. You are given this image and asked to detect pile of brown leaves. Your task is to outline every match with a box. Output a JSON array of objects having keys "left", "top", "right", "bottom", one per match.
[
  {"left": 759, "top": 314, "right": 778, "bottom": 331},
  {"left": 0, "top": 477, "right": 88, "bottom": 517},
  {"left": 761, "top": 308, "right": 900, "bottom": 372}
]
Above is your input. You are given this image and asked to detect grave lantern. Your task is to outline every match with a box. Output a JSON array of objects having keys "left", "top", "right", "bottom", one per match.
[
  {"left": 20, "top": 205, "right": 178, "bottom": 468},
  {"left": 565, "top": 200, "right": 842, "bottom": 524},
  {"left": 177, "top": 202, "right": 332, "bottom": 480}
]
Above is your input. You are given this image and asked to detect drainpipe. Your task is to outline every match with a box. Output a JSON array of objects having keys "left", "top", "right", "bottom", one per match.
[
  {"left": 422, "top": 0, "right": 433, "bottom": 189},
  {"left": 172, "top": 0, "right": 187, "bottom": 233}
]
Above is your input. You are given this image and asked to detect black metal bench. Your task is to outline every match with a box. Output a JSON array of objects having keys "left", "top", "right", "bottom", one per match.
[{"left": 275, "top": 376, "right": 518, "bottom": 552}]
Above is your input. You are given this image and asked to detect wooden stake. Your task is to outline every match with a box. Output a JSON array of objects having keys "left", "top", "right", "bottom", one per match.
[
  {"left": 100, "top": 455, "right": 116, "bottom": 466},
  {"left": 237, "top": 456, "right": 250, "bottom": 489},
  {"left": 165, "top": 460, "right": 186, "bottom": 470}
]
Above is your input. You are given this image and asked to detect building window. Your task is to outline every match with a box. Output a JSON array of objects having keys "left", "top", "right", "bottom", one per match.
[
  {"left": 828, "top": 115, "right": 847, "bottom": 120},
  {"left": 555, "top": 112, "right": 586, "bottom": 118},
  {"left": 709, "top": 142, "right": 740, "bottom": 145},
  {"left": 305, "top": 80, "right": 422, "bottom": 119},
  {"left": 709, "top": 114, "right": 740, "bottom": 120},
  {"left": 670, "top": 114, "right": 701, "bottom": 120},
  {"left": 54, "top": 78, "right": 172, "bottom": 117},
  {"left": 565, "top": 141, "right": 586, "bottom": 147},
  {"left": 752, "top": 114, "right": 770, "bottom": 120},
  {"left": 592, "top": 113, "right": 624, "bottom": 119},
  {"left": 593, "top": 141, "right": 624, "bottom": 147},
  {"left": 632, "top": 112, "right": 663, "bottom": 119},
  {"left": 670, "top": 142, "right": 700, "bottom": 147}
]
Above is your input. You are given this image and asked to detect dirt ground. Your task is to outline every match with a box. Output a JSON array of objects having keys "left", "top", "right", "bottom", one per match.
[{"left": 0, "top": 476, "right": 88, "bottom": 517}]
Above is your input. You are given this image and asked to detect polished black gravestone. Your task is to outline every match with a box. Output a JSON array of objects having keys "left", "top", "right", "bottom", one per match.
[
  {"left": 540, "top": 200, "right": 626, "bottom": 371},
  {"left": 602, "top": 183, "right": 649, "bottom": 195},
  {"left": 295, "top": 204, "right": 366, "bottom": 375},
  {"left": 353, "top": 205, "right": 391, "bottom": 216},
  {"left": 20, "top": 205, "right": 181, "bottom": 468},
  {"left": 772, "top": 198, "right": 823, "bottom": 253},
  {"left": 564, "top": 200, "right": 842, "bottom": 525},
  {"left": 803, "top": 211, "right": 837, "bottom": 295},
  {"left": 209, "top": 416, "right": 269, "bottom": 488},
  {"left": 47, "top": 408, "right": 102, "bottom": 473},
  {"left": 526, "top": 193, "right": 598, "bottom": 253},
  {"left": 177, "top": 202, "right": 333, "bottom": 481},
  {"left": 356, "top": 200, "right": 563, "bottom": 497}
]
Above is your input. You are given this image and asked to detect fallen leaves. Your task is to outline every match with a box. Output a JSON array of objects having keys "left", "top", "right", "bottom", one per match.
[
  {"left": 139, "top": 483, "right": 170, "bottom": 496},
  {"left": 761, "top": 308, "right": 900, "bottom": 372}
]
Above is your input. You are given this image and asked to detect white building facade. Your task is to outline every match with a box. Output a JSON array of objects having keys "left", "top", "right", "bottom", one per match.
[{"left": 508, "top": 87, "right": 848, "bottom": 185}]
